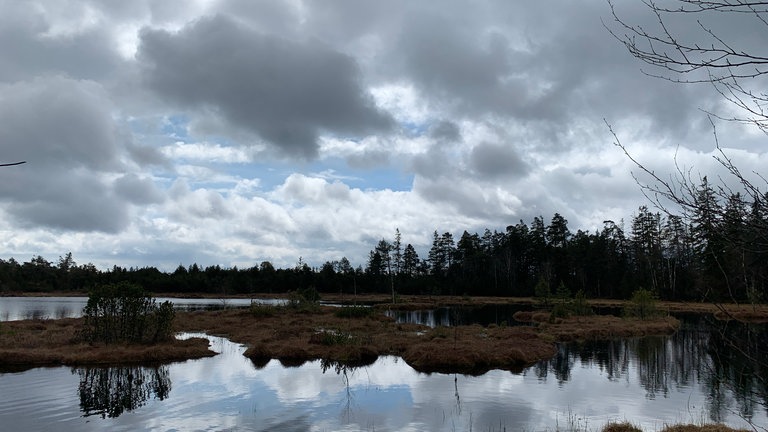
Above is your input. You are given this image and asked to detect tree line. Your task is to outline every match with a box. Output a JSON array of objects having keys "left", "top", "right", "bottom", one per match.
[
  {"left": 1, "top": 182, "right": 765, "bottom": 302},
  {"left": 364, "top": 180, "right": 766, "bottom": 303}
]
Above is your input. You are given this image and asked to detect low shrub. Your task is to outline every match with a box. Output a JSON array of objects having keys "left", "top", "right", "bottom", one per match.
[
  {"left": 81, "top": 282, "right": 175, "bottom": 344},
  {"left": 250, "top": 303, "right": 278, "bottom": 318},
  {"left": 571, "top": 289, "right": 594, "bottom": 316},
  {"left": 550, "top": 303, "right": 571, "bottom": 322},
  {"left": 534, "top": 277, "right": 551, "bottom": 307},
  {"left": 624, "top": 288, "right": 661, "bottom": 320},
  {"left": 287, "top": 286, "right": 321, "bottom": 311}
]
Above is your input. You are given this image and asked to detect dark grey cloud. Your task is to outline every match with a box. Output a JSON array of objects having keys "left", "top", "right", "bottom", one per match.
[
  {"left": 0, "top": 3, "right": 122, "bottom": 82},
  {"left": 470, "top": 142, "right": 529, "bottom": 179},
  {"left": 5, "top": 171, "right": 130, "bottom": 232},
  {"left": 0, "top": 77, "right": 148, "bottom": 233},
  {"left": 137, "top": 15, "right": 394, "bottom": 159},
  {"left": 392, "top": 12, "right": 520, "bottom": 116},
  {"left": 0, "top": 78, "right": 120, "bottom": 171},
  {"left": 114, "top": 174, "right": 164, "bottom": 205},
  {"left": 429, "top": 121, "right": 461, "bottom": 142},
  {"left": 320, "top": 0, "right": 729, "bottom": 152}
]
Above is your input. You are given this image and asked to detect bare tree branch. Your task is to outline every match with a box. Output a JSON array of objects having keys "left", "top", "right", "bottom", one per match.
[
  {"left": 605, "top": 0, "right": 768, "bottom": 130},
  {"left": 0, "top": 161, "right": 26, "bottom": 167}
]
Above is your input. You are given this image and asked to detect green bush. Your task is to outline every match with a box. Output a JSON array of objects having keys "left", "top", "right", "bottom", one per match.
[
  {"left": 550, "top": 302, "right": 571, "bottom": 322},
  {"left": 534, "top": 277, "right": 551, "bottom": 306},
  {"left": 624, "top": 288, "right": 660, "bottom": 320},
  {"left": 250, "top": 302, "right": 278, "bottom": 317},
  {"left": 81, "top": 282, "right": 175, "bottom": 344},
  {"left": 571, "top": 289, "right": 594, "bottom": 316},
  {"left": 288, "top": 286, "right": 321, "bottom": 311}
]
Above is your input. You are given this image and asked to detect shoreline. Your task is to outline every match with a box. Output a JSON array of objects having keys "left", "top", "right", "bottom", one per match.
[{"left": 4, "top": 291, "right": 768, "bottom": 320}]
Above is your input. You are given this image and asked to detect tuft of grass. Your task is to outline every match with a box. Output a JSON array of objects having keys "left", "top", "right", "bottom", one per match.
[
  {"left": 659, "top": 425, "right": 752, "bottom": 432},
  {"left": 624, "top": 288, "right": 661, "bottom": 320},
  {"left": 287, "top": 287, "right": 321, "bottom": 312},
  {"left": 429, "top": 326, "right": 450, "bottom": 339},
  {"left": 602, "top": 421, "right": 643, "bottom": 432},
  {"left": 571, "top": 289, "right": 594, "bottom": 316},
  {"left": 334, "top": 306, "right": 374, "bottom": 319},
  {"left": 309, "top": 329, "right": 356, "bottom": 346},
  {"left": 250, "top": 303, "right": 278, "bottom": 317}
]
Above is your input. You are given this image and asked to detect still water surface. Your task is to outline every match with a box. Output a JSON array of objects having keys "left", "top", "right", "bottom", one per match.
[
  {"left": 0, "top": 296, "right": 278, "bottom": 321},
  {"left": 0, "top": 300, "right": 766, "bottom": 431}
]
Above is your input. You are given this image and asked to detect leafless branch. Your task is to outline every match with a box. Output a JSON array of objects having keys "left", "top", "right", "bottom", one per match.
[{"left": 0, "top": 161, "right": 26, "bottom": 167}]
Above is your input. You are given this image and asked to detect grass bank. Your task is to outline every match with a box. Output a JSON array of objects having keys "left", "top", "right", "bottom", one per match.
[
  {"left": 602, "top": 422, "right": 750, "bottom": 432},
  {"left": 0, "top": 318, "right": 213, "bottom": 371}
]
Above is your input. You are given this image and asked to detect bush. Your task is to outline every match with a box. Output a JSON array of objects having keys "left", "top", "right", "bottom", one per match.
[
  {"left": 571, "top": 289, "right": 594, "bottom": 316},
  {"left": 288, "top": 286, "right": 321, "bottom": 311},
  {"left": 534, "top": 277, "right": 551, "bottom": 306},
  {"left": 250, "top": 302, "right": 278, "bottom": 317},
  {"left": 624, "top": 288, "right": 660, "bottom": 320},
  {"left": 81, "top": 282, "right": 175, "bottom": 344},
  {"left": 550, "top": 302, "right": 571, "bottom": 322}
]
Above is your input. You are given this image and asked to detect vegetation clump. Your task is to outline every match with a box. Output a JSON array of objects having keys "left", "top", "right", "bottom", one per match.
[
  {"left": 249, "top": 302, "right": 278, "bottom": 317},
  {"left": 624, "top": 288, "right": 661, "bottom": 320},
  {"left": 334, "top": 306, "right": 374, "bottom": 319},
  {"left": 599, "top": 422, "right": 751, "bottom": 432},
  {"left": 534, "top": 276, "right": 551, "bottom": 307},
  {"left": 602, "top": 422, "right": 642, "bottom": 432},
  {"left": 81, "top": 282, "right": 175, "bottom": 344},
  {"left": 287, "top": 286, "right": 321, "bottom": 311}
]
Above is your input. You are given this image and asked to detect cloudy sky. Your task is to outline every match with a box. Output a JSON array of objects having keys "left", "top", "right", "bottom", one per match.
[{"left": 1, "top": 0, "right": 766, "bottom": 271}]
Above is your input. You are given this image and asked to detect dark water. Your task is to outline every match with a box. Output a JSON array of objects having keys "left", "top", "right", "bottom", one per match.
[
  {"left": 1, "top": 301, "right": 766, "bottom": 431},
  {"left": 385, "top": 303, "right": 535, "bottom": 327},
  {"left": 384, "top": 304, "right": 625, "bottom": 327}
]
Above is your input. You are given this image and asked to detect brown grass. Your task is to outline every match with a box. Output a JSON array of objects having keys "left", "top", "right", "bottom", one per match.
[
  {"left": 603, "top": 422, "right": 643, "bottom": 432},
  {"left": 599, "top": 423, "right": 751, "bottom": 432},
  {"left": 537, "top": 315, "right": 680, "bottom": 342},
  {"left": 0, "top": 318, "right": 213, "bottom": 370},
  {"left": 172, "top": 306, "right": 555, "bottom": 374},
  {"left": 658, "top": 425, "right": 751, "bottom": 432}
]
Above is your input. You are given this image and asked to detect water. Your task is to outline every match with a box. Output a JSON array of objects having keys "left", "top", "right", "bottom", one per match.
[
  {"left": 0, "top": 296, "right": 283, "bottom": 321},
  {"left": 1, "top": 301, "right": 766, "bottom": 431},
  {"left": 385, "top": 304, "right": 534, "bottom": 327}
]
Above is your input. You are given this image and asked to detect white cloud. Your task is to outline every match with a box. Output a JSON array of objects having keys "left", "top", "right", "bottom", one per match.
[{"left": 161, "top": 142, "right": 253, "bottom": 163}]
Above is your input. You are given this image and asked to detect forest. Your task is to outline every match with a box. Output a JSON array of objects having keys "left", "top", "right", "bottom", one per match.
[{"left": 1, "top": 178, "right": 766, "bottom": 303}]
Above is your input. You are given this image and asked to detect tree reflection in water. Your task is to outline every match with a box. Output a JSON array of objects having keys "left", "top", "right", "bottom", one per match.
[
  {"left": 321, "top": 359, "right": 356, "bottom": 422},
  {"left": 75, "top": 365, "right": 171, "bottom": 418},
  {"left": 533, "top": 315, "right": 768, "bottom": 424}
]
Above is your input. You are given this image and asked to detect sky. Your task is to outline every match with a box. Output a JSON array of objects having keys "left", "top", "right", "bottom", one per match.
[{"left": 1, "top": 0, "right": 766, "bottom": 271}]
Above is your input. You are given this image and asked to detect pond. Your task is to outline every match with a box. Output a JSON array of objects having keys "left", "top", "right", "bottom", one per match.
[
  {"left": 0, "top": 296, "right": 282, "bottom": 321},
  {"left": 385, "top": 303, "right": 538, "bottom": 327},
  {"left": 384, "top": 303, "right": 623, "bottom": 327},
  {"left": 1, "top": 301, "right": 766, "bottom": 431}
]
